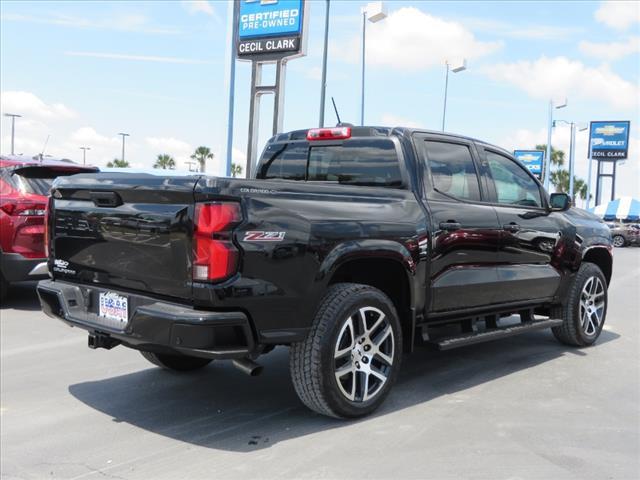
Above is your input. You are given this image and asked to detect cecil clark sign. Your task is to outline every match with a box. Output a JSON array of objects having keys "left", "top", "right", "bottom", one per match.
[
  {"left": 237, "top": 0, "right": 306, "bottom": 60},
  {"left": 589, "top": 121, "right": 631, "bottom": 160}
]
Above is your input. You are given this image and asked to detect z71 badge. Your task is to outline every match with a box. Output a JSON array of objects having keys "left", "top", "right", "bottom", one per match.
[{"left": 243, "top": 231, "right": 286, "bottom": 242}]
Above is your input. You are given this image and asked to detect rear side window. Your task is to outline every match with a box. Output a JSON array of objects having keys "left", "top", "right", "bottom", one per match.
[
  {"left": 16, "top": 176, "right": 54, "bottom": 195},
  {"left": 424, "top": 141, "right": 481, "bottom": 201},
  {"left": 258, "top": 143, "right": 306, "bottom": 180},
  {"left": 257, "top": 138, "right": 403, "bottom": 187},
  {"left": 308, "top": 139, "right": 401, "bottom": 186}
]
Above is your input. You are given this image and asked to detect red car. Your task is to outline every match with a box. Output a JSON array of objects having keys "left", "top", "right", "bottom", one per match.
[{"left": 0, "top": 155, "right": 97, "bottom": 300}]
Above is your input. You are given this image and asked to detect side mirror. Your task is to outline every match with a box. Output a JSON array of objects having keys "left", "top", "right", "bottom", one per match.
[{"left": 549, "top": 193, "right": 571, "bottom": 211}]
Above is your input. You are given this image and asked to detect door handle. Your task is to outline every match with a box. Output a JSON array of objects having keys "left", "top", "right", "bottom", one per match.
[
  {"left": 439, "top": 221, "right": 461, "bottom": 231},
  {"left": 503, "top": 223, "right": 521, "bottom": 232}
]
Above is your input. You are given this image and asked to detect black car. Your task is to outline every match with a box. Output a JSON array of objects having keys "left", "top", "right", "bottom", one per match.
[{"left": 37, "top": 126, "right": 613, "bottom": 418}]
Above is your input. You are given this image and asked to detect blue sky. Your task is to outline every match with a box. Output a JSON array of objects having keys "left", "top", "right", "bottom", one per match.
[{"left": 1, "top": 0, "right": 638, "bottom": 202}]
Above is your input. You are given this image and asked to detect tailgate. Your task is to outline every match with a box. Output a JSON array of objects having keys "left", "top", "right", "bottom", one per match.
[{"left": 50, "top": 173, "right": 201, "bottom": 300}]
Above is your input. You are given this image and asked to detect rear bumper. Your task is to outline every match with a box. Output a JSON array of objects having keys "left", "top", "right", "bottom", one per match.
[
  {"left": 1, "top": 252, "right": 48, "bottom": 282},
  {"left": 36, "top": 279, "right": 256, "bottom": 360}
]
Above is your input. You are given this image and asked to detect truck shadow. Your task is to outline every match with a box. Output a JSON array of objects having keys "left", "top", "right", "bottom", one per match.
[
  {"left": 0, "top": 282, "right": 42, "bottom": 311},
  {"left": 68, "top": 328, "right": 619, "bottom": 453}
]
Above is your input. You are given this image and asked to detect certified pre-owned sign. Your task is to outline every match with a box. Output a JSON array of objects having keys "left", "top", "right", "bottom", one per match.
[
  {"left": 589, "top": 121, "right": 631, "bottom": 160},
  {"left": 514, "top": 150, "right": 545, "bottom": 179},
  {"left": 237, "top": 0, "right": 306, "bottom": 60}
]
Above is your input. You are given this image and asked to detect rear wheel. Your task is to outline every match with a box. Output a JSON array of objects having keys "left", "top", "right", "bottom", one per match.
[
  {"left": 140, "top": 351, "right": 212, "bottom": 371},
  {"left": 612, "top": 235, "right": 625, "bottom": 248},
  {"left": 552, "top": 262, "right": 608, "bottom": 347},
  {"left": 290, "top": 283, "right": 402, "bottom": 419}
]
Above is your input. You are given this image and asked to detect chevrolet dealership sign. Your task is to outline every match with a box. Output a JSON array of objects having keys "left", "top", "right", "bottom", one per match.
[
  {"left": 589, "top": 121, "right": 631, "bottom": 160},
  {"left": 514, "top": 150, "right": 544, "bottom": 179},
  {"left": 237, "top": 0, "right": 307, "bottom": 60}
]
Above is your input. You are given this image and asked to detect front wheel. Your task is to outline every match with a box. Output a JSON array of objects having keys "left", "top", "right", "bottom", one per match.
[
  {"left": 290, "top": 283, "right": 402, "bottom": 419},
  {"left": 140, "top": 351, "right": 212, "bottom": 371},
  {"left": 552, "top": 262, "right": 608, "bottom": 347},
  {"left": 612, "top": 235, "right": 625, "bottom": 248}
]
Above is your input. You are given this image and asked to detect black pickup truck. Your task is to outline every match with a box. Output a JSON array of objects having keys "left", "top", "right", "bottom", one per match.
[{"left": 37, "top": 126, "right": 613, "bottom": 418}]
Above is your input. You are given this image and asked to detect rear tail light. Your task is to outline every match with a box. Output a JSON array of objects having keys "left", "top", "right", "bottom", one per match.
[
  {"left": 0, "top": 199, "right": 47, "bottom": 216},
  {"left": 193, "top": 202, "right": 242, "bottom": 282},
  {"left": 307, "top": 127, "right": 351, "bottom": 141},
  {"left": 44, "top": 198, "right": 51, "bottom": 257}
]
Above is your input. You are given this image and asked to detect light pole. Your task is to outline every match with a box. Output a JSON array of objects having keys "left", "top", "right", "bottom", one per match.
[
  {"left": 544, "top": 98, "right": 567, "bottom": 191},
  {"left": 554, "top": 120, "right": 588, "bottom": 203},
  {"left": 79, "top": 146, "right": 91, "bottom": 165},
  {"left": 319, "top": 0, "right": 331, "bottom": 127},
  {"left": 4, "top": 113, "right": 22, "bottom": 155},
  {"left": 118, "top": 133, "right": 129, "bottom": 162},
  {"left": 360, "top": 1, "right": 387, "bottom": 126},
  {"left": 441, "top": 59, "right": 466, "bottom": 131}
]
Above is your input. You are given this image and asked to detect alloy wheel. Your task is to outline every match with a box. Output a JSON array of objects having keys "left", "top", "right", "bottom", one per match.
[
  {"left": 333, "top": 306, "right": 395, "bottom": 403},
  {"left": 612, "top": 236, "right": 625, "bottom": 248},
  {"left": 579, "top": 276, "right": 605, "bottom": 336}
]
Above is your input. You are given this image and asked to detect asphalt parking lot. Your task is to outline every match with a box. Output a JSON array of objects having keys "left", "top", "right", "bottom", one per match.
[{"left": 1, "top": 249, "right": 639, "bottom": 480}]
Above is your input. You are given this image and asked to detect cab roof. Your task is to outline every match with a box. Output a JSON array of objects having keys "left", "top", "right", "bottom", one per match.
[{"left": 269, "top": 126, "right": 514, "bottom": 158}]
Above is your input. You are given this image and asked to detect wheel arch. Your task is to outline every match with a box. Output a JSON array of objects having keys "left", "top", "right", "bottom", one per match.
[
  {"left": 582, "top": 246, "right": 613, "bottom": 285},
  {"left": 324, "top": 249, "right": 416, "bottom": 351}
]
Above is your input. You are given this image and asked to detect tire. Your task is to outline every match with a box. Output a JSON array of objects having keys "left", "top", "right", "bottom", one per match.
[
  {"left": 140, "top": 351, "right": 212, "bottom": 371},
  {"left": 290, "top": 283, "right": 402, "bottom": 419},
  {"left": 551, "top": 262, "right": 608, "bottom": 347},
  {"left": 612, "top": 235, "right": 626, "bottom": 248}
]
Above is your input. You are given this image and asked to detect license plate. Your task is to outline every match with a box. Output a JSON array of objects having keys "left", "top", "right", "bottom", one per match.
[{"left": 99, "top": 292, "right": 129, "bottom": 327}]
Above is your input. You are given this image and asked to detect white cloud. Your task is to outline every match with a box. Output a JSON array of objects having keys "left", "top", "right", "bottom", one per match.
[
  {"left": 579, "top": 36, "right": 640, "bottom": 61},
  {"left": 181, "top": 1, "right": 221, "bottom": 22},
  {"left": 594, "top": 1, "right": 640, "bottom": 31},
  {"left": 1, "top": 12, "right": 181, "bottom": 35},
  {"left": 1, "top": 91, "right": 77, "bottom": 120},
  {"left": 481, "top": 56, "right": 639, "bottom": 110},
  {"left": 460, "top": 18, "right": 583, "bottom": 40},
  {"left": 70, "top": 127, "right": 119, "bottom": 147},
  {"left": 380, "top": 113, "right": 422, "bottom": 129},
  {"left": 332, "top": 7, "right": 502, "bottom": 70},
  {"left": 64, "top": 51, "right": 212, "bottom": 65}
]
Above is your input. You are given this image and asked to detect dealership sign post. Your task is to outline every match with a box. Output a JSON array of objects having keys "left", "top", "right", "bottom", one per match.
[
  {"left": 514, "top": 150, "right": 544, "bottom": 180},
  {"left": 588, "top": 121, "right": 630, "bottom": 205},
  {"left": 235, "top": 0, "right": 309, "bottom": 177}
]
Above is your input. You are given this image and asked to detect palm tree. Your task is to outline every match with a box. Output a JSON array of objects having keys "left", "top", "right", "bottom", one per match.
[
  {"left": 535, "top": 144, "right": 565, "bottom": 167},
  {"left": 231, "top": 162, "right": 243, "bottom": 178},
  {"left": 191, "top": 146, "right": 214, "bottom": 173},
  {"left": 154, "top": 154, "right": 176, "bottom": 170},
  {"left": 106, "top": 158, "right": 130, "bottom": 168},
  {"left": 550, "top": 168, "right": 589, "bottom": 201}
]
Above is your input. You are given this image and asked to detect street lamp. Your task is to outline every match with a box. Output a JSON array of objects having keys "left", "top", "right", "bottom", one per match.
[
  {"left": 319, "top": 0, "right": 331, "bottom": 127},
  {"left": 441, "top": 59, "right": 467, "bottom": 131},
  {"left": 360, "top": 1, "right": 387, "bottom": 126},
  {"left": 118, "top": 133, "right": 130, "bottom": 162},
  {"left": 544, "top": 98, "right": 567, "bottom": 191},
  {"left": 554, "top": 120, "right": 588, "bottom": 202},
  {"left": 4, "top": 113, "right": 22, "bottom": 155},
  {"left": 79, "top": 146, "right": 91, "bottom": 166}
]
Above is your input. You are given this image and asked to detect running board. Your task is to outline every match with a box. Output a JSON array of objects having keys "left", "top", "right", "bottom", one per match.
[{"left": 430, "top": 319, "right": 563, "bottom": 351}]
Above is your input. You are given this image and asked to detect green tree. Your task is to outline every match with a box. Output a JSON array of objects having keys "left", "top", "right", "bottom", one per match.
[
  {"left": 190, "top": 146, "right": 214, "bottom": 173},
  {"left": 231, "top": 162, "right": 243, "bottom": 178},
  {"left": 106, "top": 158, "right": 130, "bottom": 168},
  {"left": 535, "top": 144, "right": 565, "bottom": 167},
  {"left": 550, "top": 168, "right": 589, "bottom": 201},
  {"left": 153, "top": 154, "right": 176, "bottom": 170}
]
